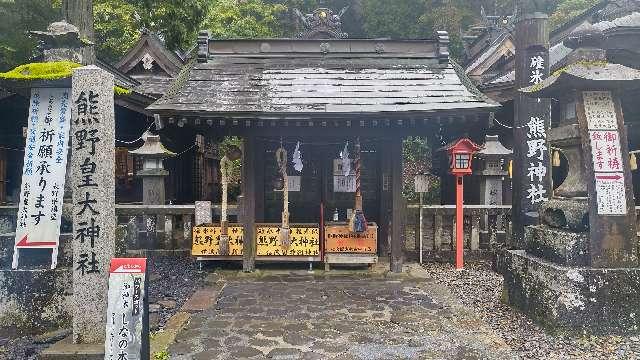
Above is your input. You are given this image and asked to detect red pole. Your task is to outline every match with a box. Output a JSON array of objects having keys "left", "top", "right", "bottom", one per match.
[{"left": 455, "top": 175, "right": 464, "bottom": 270}]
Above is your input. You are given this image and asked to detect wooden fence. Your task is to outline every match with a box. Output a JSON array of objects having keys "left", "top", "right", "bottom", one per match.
[{"left": 1, "top": 203, "right": 639, "bottom": 256}]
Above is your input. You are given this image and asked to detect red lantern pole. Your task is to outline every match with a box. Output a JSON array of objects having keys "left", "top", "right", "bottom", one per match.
[{"left": 455, "top": 175, "right": 464, "bottom": 270}]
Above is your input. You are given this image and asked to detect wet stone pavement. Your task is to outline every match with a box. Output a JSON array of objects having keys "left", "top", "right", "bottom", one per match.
[{"left": 169, "top": 273, "right": 513, "bottom": 359}]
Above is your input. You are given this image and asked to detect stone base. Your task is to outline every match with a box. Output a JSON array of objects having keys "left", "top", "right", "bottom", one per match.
[
  {"left": 40, "top": 336, "right": 104, "bottom": 360},
  {"left": 0, "top": 268, "right": 72, "bottom": 334},
  {"left": 525, "top": 225, "right": 589, "bottom": 266},
  {"left": 496, "top": 250, "right": 640, "bottom": 334}
]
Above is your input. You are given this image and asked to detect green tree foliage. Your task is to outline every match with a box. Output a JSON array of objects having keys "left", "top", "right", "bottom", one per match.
[
  {"left": 360, "top": 0, "right": 427, "bottom": 39},
  {"left": 94, "top": 0, "right": 210, "bottom": 63},
  {"left": 0, "top": 0, "right": 606, "bottom": 70},
  {"left": 0, "top": 0, "right": 59, "bottom": 71},
  {"left": 204, "top": 0, "right": 287, "bottom": 39},
  {"left": 93, "top": 0, "right": 139, "bottom": 62}
]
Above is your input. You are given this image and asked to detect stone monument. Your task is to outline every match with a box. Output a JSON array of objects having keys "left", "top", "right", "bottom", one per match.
[
  {"left": 70, "top": 65, "right": 116, "bottom": 344},
  {"left": 498, "top": 23, "right": 640, "bottom": 333}
]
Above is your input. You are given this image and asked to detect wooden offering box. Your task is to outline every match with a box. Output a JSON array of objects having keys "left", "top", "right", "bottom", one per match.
[
  {"left": 192, "top": 225, "right": 244, "bottom": 258},
  {"left": 324, "top": 223, "right": 378, "bottom": 270},
  {"left": 255, "top": 223, "right": 321, "bottom": 261}
]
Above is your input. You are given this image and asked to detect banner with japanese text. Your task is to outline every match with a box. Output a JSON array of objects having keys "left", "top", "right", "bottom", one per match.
[{"left": 12, "top": 87, "right": 71, "bottom": 269}]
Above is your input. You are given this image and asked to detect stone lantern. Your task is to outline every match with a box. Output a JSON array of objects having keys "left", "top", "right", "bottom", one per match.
[
  {"left": 474, "top": 135, "right": 512, "bottom": 243},
  {"left": 498, "top": 22, "right": 640, "bottom": 334},
  {"left": 130, "top": 132, "right": 175, "bottom": 205}
]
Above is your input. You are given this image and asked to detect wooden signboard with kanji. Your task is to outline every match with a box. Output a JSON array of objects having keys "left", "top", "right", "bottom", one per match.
[
  {"left": 256, "top": 224, "right": 320, "bottom": 259},
  {"left": 192, "top": 225, "right": 244, "bottom": 256},
  {"left": 324, "top": 223, "right": 377, "bottom": 254}
]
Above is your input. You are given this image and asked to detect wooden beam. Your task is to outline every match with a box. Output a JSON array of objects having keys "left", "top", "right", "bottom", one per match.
[
  {"left": 242, "top": 135, "right": 257, "bottom": 272},
  {"left": 390, "top": 136, "right": 404, "bottom": 273}
]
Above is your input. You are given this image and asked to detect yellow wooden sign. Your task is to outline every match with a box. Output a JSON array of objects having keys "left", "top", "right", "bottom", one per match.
[
  {"left": 256, "top": 225, "right": 320, "bottom": 256},
  {"left": 192, "top": 226, "right": 243, "bottom": 256},
  {"left": 325, "top": 224, "right": 377, "bottom": 253}
]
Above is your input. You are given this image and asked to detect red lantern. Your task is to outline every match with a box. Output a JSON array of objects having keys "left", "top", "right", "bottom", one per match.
[{"left": 441, "top": 138, "right": 480, "bottom": 269}]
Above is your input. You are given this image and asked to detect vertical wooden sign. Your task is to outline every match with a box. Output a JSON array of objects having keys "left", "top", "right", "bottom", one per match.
[
  {"left": 577, "top": 90, "right": 638, "bottom": 267},
  {"left": 512, "top": 13, "right": 552, "bottom": 246}
]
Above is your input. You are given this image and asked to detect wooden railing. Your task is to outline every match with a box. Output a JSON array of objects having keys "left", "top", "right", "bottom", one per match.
[
  {"left": 0, "top": 204, "right": 239, "bottom": 251},
  {"left": 1, "top": 204, "right": 639, "bottom": 256}
]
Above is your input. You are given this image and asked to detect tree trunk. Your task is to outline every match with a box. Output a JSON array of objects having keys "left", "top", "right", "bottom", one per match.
[{"left": 62, "top": 0, "right": 96, "bottom": 64}]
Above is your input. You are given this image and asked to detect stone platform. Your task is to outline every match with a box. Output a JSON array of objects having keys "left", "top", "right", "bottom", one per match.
[
  {"left": 497, "top": 249, "right": 640, "bottom": 334},
  {"left": 525, "top": 225, "right": 589, "bottom": 266}
]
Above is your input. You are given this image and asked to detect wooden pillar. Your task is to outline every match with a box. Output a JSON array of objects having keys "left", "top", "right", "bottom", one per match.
[
  {"left": 242, "top": 135, "right": 256, "bottom": 272},
  {"left": 390, "top": 137, "right": 404, "bottom": 273},
  {"left": 254, "top": 138, "right": 265, "bottom": 223},
  {"left": 378, "top": 139, "right": 392, "bottom": 256},
  {"left": 512, "top": 13, "right": 551, "bottom": 247}
]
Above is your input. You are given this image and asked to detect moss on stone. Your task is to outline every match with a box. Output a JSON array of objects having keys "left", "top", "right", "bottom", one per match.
[
  {"left": 0, "top": 61, "right": 81, "bottom": 81},
  {"left": 114, "top": 85, "right": 132, "bottom": 96},
  {"left": 0, "top": 62, "right": 132, "bottom": 95}
]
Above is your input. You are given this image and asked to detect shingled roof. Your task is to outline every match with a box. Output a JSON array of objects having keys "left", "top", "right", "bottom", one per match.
[{"left": 147, "top": 37, "right": 497, "bottom": 117}]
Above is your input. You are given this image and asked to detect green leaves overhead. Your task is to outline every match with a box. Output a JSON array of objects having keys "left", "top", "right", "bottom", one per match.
[
  {"left": 205, "top": 0, "right": 287, "bottom": 39},
  {"left": 0, "top": 0, "right": 607, "bottom": 71}
]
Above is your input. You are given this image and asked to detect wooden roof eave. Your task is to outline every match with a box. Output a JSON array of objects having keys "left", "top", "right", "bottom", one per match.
[{"left": 520, "top": 63, "right": 640, "bottom": 99}]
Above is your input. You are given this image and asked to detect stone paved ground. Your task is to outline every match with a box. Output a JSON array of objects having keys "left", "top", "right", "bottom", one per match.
[{"left": 169, "top": 270, "right": 514, "bottom": 359}]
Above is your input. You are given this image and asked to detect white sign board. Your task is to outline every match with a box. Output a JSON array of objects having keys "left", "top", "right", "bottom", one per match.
[
  {"left": 583, "top": 91, "right": 627, "bottom": 215},
  {"left": 414, "top": 175, "right": 430, "bottom": 193},
  {"left": 12, "top": 88, "right": 71, "bottom": 269},
  {"left": 105, "top": 258, "right": 149, "bottom": 360},
  {"left": 333, "top": 175, "right": 356, "bottom": 192},
  {"left": 583, "top": 91, "right": 617, "bottom": 130},
  {"left": 274, "top": 176, "right": 301, "bottom": 192},
  {"left": 595, "top": 174, "right": 626, "bottom": 215}
]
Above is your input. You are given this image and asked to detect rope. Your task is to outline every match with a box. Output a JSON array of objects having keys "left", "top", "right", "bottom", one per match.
[
  {"left": 276, "top": 146, "right": 291, "bottom": 248},
  {"left": 115, "top": 121, "right": 155, "bottom": 144},
  {"left": 219, "top": 155, "right": 231, "bottom": 255}
]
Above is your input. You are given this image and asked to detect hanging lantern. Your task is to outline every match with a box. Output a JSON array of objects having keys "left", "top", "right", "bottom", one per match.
[
  {"left": 508, "top": 160, "right": 513, "bottom": 179},
  {"left": 631, "top": 152, "right": 638, "bottom": 171}
]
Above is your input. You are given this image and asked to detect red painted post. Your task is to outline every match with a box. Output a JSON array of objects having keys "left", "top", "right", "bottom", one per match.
[{"left": 456, "top": 175, "right": 464, "bottom": 270}]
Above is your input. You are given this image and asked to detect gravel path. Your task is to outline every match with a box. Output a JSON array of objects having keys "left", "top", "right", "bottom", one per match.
[{"left": 422, "top": 261, "right": 640, "bottom": 360}]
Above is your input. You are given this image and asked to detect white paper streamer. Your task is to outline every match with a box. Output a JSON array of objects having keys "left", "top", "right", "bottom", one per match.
[{"left": 292, "top": 141, "right": 303, "bottom": 172}]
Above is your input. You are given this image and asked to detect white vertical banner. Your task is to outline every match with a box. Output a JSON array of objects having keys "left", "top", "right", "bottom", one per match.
[{"left": 12, "top": 87, "right": 71, "bottom": 269}]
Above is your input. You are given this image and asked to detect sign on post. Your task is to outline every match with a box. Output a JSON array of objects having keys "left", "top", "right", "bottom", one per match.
[
  {"left": 104, "top": 258, "right": 149, "bottom": 360},
  {"left": 583, "top": 91, "right": 627, "bottom": 215},
  {"left": 12, "top": 88, "right": 71, "bottom": 270},
  {"left": 414, "top": 174, "right": 430, "bottom": 193}
]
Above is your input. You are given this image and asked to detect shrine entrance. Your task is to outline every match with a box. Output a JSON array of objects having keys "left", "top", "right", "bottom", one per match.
[{"left": 260, "top": 137, "right": 383, "bottom": 254}]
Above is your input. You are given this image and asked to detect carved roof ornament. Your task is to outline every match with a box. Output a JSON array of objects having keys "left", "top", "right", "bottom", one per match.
[
  {"left": 294, "top": 7, "right": 349, "bottom": 39},
  {"left": 142, "top": 53, "right": 155, "bottom": 71}
]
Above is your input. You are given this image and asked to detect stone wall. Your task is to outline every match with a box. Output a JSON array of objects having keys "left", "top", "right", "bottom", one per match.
[{"left": 0, "top": 234, "right": 74, "bottom": 334}]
